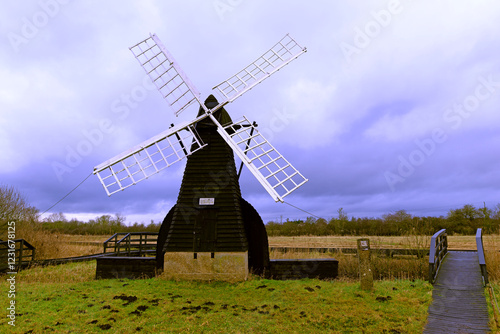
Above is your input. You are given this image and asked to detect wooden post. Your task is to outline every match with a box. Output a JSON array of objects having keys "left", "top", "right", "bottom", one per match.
[
  {"left": 357, "top": 238, "right": 373, "bottom": 290},
  {"left": 19, "top": 240, "right": 24, "bottom": 270}
]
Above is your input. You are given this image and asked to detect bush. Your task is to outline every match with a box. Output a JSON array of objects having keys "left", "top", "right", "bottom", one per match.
[{"left": 0, "top": 185, "right": 38, "bottom": 239}]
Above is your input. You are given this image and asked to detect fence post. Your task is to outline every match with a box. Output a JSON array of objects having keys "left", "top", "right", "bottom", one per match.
[
  {"left": 139, "top": 234, "right": 143, "bottom": 257},
  {"left": 127, "top": 234, "right": 131, "bottom": 256},
  {"left": 357, "top": 238, "right": 373, "bottom": 290},
  {"left": 19, "top": 240, "right": 24, "bottom": 270}
]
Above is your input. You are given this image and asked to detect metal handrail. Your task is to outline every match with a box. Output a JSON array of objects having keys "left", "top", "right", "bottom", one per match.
[
  {"left": 429, "top": 229, "right": 448, "bottom": 284},
  {"left": 476, "top": 228, "right": 489, "bottom": 286}
]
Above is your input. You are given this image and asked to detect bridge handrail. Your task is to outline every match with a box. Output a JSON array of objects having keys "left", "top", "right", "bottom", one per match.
[
  {"left": 103, "top": 233, "right": 126, "bottom": 253},
  {"left": 0, "top": 239, "right": 36, "bottom": 271},
  {"left": 476, "top": 228, "right": 488, "bottom": 286},
  {"left": 429, "top": 229, "right": 448, "bottom": 284},
  {"left": 103, "top": 232, "right": 158, "bottom": 256}
]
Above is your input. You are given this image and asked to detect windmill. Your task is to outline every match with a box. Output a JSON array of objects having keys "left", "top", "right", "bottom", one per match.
[{"left": 93, "top": 33, "right": 308, "bottom": 279}]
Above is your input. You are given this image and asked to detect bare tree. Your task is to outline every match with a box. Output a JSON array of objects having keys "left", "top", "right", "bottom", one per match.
[{"left": 0, "top": 185, "right": 39, "bottom": 238}]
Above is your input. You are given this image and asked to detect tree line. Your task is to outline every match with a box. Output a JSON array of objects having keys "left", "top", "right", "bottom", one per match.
[
  {"left": 266, "top": 205, "right": 500, "bottom": 236},
  {"left": 1, "top": 185, "right": 499, "bottom": 237},
  {"left": 31, "top": 204, "right": 500, "bottom": 237},
  {"left": 40, "top": 212, "right": 161, "bottom": 235}
]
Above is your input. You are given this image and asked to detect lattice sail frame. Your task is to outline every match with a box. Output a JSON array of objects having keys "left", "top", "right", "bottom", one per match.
[
  {"left": 213, "top": 34, "right": 306, "bottom": 103},
  {"left": 216, "top": 116, "right": 308, "bottom": 202},
  {"left": 129, "top": 34, "right": 203, "bottom": 117},
  {"left": 94, "top": 122, "right": 206, "bottom": 196},
  {"left": 94, "top": 33, "right": 308, "bottom": 199}
]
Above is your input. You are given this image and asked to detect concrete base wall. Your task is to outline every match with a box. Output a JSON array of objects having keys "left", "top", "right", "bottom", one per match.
[{"left": 161, "top": 252, "right": 248, "bottom": 282}]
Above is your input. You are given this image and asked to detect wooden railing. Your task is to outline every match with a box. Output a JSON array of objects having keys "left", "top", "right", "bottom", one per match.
[
  {"left": 103, "top": 232, "right": 158, "bottom": 257},
  {"left": 0, "top": 239, "right": 35, "bottom": 272},
  {"left": 428, "top": 229, "right": 448, "bottom": 284},
  {"left": 476, "top": 228, "right": 489, "bottom": 286}
]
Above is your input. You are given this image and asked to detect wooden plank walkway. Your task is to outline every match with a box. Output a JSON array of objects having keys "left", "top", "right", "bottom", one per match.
[{"left": 424, "top": 251, "right": 490, "bottom": 333}]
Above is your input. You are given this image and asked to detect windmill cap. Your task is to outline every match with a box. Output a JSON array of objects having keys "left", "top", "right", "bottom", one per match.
[
  {"left": 204, "top": 94, "right": 218, "bottom": 109},
  {"left": 196, "top": 94, "right": 232, "bottom": 127}
]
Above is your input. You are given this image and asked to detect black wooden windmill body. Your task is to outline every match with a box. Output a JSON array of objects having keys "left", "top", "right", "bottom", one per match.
[{"left": 93, "top": 33, "right": 308, "bottom": 277}]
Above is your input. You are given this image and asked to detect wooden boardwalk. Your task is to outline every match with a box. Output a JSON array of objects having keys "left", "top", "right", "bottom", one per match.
[{"left": 424, "top": 251, "right": 490, "bottom": 333}]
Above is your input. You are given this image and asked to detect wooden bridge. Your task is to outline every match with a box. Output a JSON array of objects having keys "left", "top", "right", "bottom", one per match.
[{"left": 424, "top": 228, "right": 490, "bottom": 333}]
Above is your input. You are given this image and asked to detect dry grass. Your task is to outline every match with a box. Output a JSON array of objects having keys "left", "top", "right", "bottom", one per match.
[
  {"left": 16, "top": 221, "right": 103, "bottom": 259},
  {"left": 268, "top": 234, "right": 500, "bottom": 281},
  {"left": 56, "top": 234, "right": 109, "bottom": 243},
  {"left": 269, "top": 249, "right": 428, "bottom": 280},
  {"left": 484, "top": 234, "right": 500, "bottom": 282},
  {"left": 268, "top": 235, "right": 482, "bottom": 250},
  {"left": 15, "top": 223, "right": 500, "bottom": 282},
  {"left": 18, "top": 261, "right": 96, "bottom": 284}
]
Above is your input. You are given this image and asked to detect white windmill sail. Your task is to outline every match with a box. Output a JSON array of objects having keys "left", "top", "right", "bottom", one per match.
[
  {"left": 214, "top": 115, "right": 308, "bottom": 202},
  {"left": 212, "top": 34, "right": 306, "bottom": 104},
  {"left": 93, "top": 121, "right": 206, "bottom": 196},
  {"left": 129, "top": 34, "right": 203, "bottom": 117},
  {"left": 94, "top": 33, "right": 308, "bottom": 199}
]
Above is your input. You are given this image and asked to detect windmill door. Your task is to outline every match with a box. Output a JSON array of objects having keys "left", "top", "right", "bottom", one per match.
[{"left": 194, "top": 208, "right": 218, "bottom": 252}]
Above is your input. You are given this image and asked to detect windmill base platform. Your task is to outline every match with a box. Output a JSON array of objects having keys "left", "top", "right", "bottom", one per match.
[
  {"left": 94, "top": 255, "right": 339, "bottom": 281},
  {"left": 160, "top": 251, "right": 249, "bottom": 281}
]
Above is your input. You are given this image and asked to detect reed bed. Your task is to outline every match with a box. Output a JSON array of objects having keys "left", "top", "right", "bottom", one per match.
[
  {"left": 269, "top": 249, "right": 428, "bottom": 280},
  {"left": 15, "top": 220, "right": 500, "bottom": 282},
  {"left": 484, "top": 234, "right": 500, "bottom": 282},
  {"left": 16, "top": 220, "right": 103, "bottom": 259}
]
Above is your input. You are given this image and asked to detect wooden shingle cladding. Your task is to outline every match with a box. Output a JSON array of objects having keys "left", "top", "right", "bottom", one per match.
[{"left": 163, "top": 96, "right": 248, "bottom": 253}]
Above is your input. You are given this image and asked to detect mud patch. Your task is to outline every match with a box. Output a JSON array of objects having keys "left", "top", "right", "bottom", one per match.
[
  {"left": 376, "top": 296, "right": 392, "bottom": 302},
  {"left": 98, "top": 324, "right": 112, "bottom": 330},
  {"left": 113, "top": 294, "right": 138, "bottom": 306}
]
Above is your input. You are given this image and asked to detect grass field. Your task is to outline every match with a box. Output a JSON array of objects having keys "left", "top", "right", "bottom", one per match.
[
  {"left": 1, "top": 261, "right": 433, "bottom": 333},
  {"left": 3, "top": 233, "right": 500, "bottom": 332},
  {"left": 268, "top": 235, "right": 497, "bottom": 250}
]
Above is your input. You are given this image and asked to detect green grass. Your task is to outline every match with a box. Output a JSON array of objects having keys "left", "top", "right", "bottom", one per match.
[
  {"left": 486, "top": 282, "right": 500, "bottom": 331},
  {"left": 0, "top": 261, "right": 433, "bottom": 333}
]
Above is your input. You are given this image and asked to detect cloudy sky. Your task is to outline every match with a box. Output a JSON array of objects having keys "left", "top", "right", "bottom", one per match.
[{"left": 2, "top": 0, "right": 499, "bottom": 224}]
